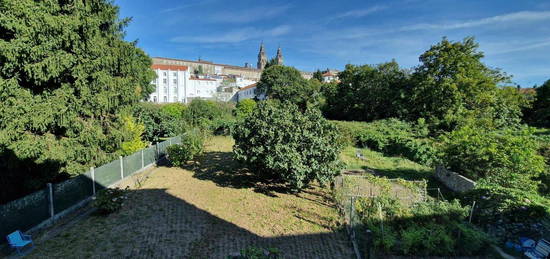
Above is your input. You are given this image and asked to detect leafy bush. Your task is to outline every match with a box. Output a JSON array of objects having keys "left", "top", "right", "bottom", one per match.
[
  {"left": 160, "top": 103, "right": 186, "bottom": 119},
  {"left": 167, "top": 131, "right": 203, "bottom": 166},
  {"left": 211, "top": 118, "right": 236, "bottom": 136},
  {"left": 183, "top": 99, "right": 235, "bottom": 132},
  {"left": 93, "top": 187, "right": 128, "bottom": 215},
  {"left": 120, "top": 115, "right": 147, "bottom": 155},
  {"left": 333, "top": 119, "right": 439, "bottom": 166},
  {"left": 355, "top": 192, "right": 492, "bottom": 256},
  {"left": 234, "top": 99, "right": 257, "bottom": 119},
  {"left": 134, "top": 103, "right": 181, "bottom": 143},
  {"left": 232, "top": 101, "right": 343, "bottom": 190},
  {"left": 441, "top": 126, "right": 546, "bottom": 191}
]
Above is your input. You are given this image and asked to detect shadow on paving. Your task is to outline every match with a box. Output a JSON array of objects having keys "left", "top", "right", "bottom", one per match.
[
  {"left": 28, "top": 188, "right": 353, "bottom": 259},
  {"left": 185, "top": 151, "right": 294, "bottom": 198}
]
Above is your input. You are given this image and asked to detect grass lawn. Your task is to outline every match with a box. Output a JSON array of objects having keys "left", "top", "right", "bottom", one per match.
[{"left": 28, "top": 136, "right": 353, "bottom": 258}]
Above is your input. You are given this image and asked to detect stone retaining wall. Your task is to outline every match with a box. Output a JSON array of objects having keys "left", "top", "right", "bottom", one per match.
[{"left": 435, "top": 165, "right": 476, "bottom": 193}]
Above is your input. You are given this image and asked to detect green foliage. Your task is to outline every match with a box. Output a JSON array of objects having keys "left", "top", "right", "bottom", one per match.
[
  {"left": 441, "top": 126, "right": 545, "bottom": 190},
  {"left": 120, "top": 115, "right": 147, "bottom": 155},
  {"left": 409, "top": 37, "right": 520, "bottom": 131},
  {"left": 356, "top": 195, "right": 491, "bottom": 256},
  {"left": 232, "top": 101, "right": 343, "bottom": 190},
  {"left": 0, "top": 0, "right": 155, "bottom": 202},
  {"left": 161, "top": 103, "right": 186, "bottom": 119},
  {"left": 256, "top": 65, "right": 320, "bottom": 109},
  {"left": 323, "top": 61, "right": 410, "bottom": 121},
  {"left": 528, "top": 79, "right": 550, "bottom": 127},
  {"left": 93, "top": 187, "right": 128, "bottom": 215},
  {"left": 461, "top": 185, "right": 550, "bottom": 225},
  {"left": 234, "top": 99, "right": 257, "bottom": 119},
  {"left": 166, "top": 131, "right": 203, "bottom": 166},
  {"left": 183, "top": 99, "right": 234, "bottom": 131},
  {"left": 133, "top": 103, "right": 180, "bottom": 143},
  {"left": 333, "top": 119, "right": 439, "bottom": 166}
]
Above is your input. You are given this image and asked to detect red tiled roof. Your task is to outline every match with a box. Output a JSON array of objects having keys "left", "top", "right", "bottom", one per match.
[
  {"left": 238, "top": 83, "right": 257, "bottom": 92},
  {"left": 518, "top": 88, "right": 536, "bottom": 94},
  {"left": 151, "top": 64, "right": 188, "bottom": 71},
  {"left": 190, "top": 77, "right": 217, "bottom": 81},
  {"left": 322, "top": 72, "right": 334, "bottom": 77},
  {"left": 153, "top": 57, "right": 260, "bottom": 72}
]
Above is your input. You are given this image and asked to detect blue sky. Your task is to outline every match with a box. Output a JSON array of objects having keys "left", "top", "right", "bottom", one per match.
[{"left": 115, "top": 0, "right": 550, "bottom": 87}]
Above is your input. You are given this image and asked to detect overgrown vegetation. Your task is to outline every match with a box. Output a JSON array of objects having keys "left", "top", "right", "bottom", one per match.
[
  {"left": 232, "top": 101, "right": 343, "bottom": 191},
  {"left": 167, "top": 130, "right": 204, "bottom": 167},
  {"left": 93, "top": 187, "right": 129, "bottom": 215}
]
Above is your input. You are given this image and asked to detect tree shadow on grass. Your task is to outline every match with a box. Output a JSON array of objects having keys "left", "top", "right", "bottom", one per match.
[{"left": 181, "top": 151, "right": 292, "bottom": 197}]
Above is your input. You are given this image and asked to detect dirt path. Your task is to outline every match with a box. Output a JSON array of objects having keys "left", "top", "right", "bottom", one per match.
[{"left": 28, "top": 136, "right": 353, "bottom": 258}]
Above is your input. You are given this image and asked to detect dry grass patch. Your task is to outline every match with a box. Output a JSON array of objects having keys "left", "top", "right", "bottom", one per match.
[{"left": 28, "top": 136, "right": 353, "bottom": 258}]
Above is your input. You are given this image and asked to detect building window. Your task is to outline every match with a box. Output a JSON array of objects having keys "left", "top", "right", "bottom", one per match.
[
  {"left": 163, "top": 72, "right": 167, "bottom": 76},
  {"left": 173, "top": 72, "right": 177, "bottom": 77},
  {"left": 163, "top": 96, "right": 167, "bottom": 102},
  {"left": 172, "top": 79, "right": 177, "bottom": 84},
  {"left": 163, "top": 78, "right": 167, "bottom": 85},
  {"left": 164, "top": 87, "right": 167, "bottom": 93},
  {"left": 153, "top": 96, "right": 157, "bottom": 102}
]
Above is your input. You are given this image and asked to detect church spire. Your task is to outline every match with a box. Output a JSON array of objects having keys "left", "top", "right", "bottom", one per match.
[
  {"left": 257, "top": 42, "right": 267, "bottom": 70},
  {"left": 276, "top": 46, "right": 283, "bottom": 65}
]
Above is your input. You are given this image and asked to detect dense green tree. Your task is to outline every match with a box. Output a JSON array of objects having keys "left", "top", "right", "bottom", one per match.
[
  {"left": 409, "top": 37, "right": 516, "bottom": 130},
  {"left": 323, "top": 61, "right": 410, "bottom": 121},
  {"left": 232, "top": 101, "right": 343, "bottom": 190},
  {"left": 529, "top": 80, "right": 550, "bottom": 127},
  {"left": 133, "top": 103, "right": 180, "bottom": 143},
  {"left": 256, "top": 65, "right": 320, "bottom": 109},
  {"left": 0, "top": 0, "right": 154, "bottom": 202}
]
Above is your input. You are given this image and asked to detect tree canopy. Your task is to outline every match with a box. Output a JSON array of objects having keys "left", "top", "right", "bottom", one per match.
[
  {"left": 256, "top": 65, "right": 320, "bottom": 109},
  {"left": 0, "top": 0, "right": 155, "bottom": 202}
]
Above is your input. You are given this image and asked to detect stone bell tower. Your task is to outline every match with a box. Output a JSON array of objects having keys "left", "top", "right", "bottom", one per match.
[
  {"left": 276, "top": 46, "right": 283, "bottom": 65},
  {"left": 257, "top": 42, "right": 267, "bottom": 70}
]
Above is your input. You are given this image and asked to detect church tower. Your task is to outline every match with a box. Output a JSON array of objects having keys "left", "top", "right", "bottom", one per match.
[
  {"left": 276, "top": 46, "right": 283, "bottom": 65},
  {"left": 257, "top": 42, "right": 267, "bottom": 70}
]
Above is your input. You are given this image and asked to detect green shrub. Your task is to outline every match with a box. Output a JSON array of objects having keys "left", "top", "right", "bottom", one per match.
[
  {"left": 160, "top": 103, "right": 186, "bottom": 119},
  {"left": 232, "top": 101, "right": 343, "bottom": 191},
  {"left": 134, "top": 103, "right": 181, "bottom": 143},
  {"left": 355, "top": 188, "right": 491, "bottom": 256},
  {"left": 333, "top": 119, "right": 439, "bottom": 166},
  {"left": 167, "top": 131, "right": 204, "bottom": 166},
  {"left": 441, "top": 126, "right": 546, "bottom": 191},
  {"left": 210, "top": 118, "right": 236, "bottom": 136},
  {"left": 182, "top": 99, "right": 235, "bottom": 133},
  {"left": 120, "top": 115, "right": 147, "bottom": 155},
  {"left": 234, "top": 99, "right": 257, "bottom": 119},
  {"left": 93, "top": 187, "right": 128, "bottom": 215},
  {"left": 229, "top": 246, "right": 280, "bottom": 259}
]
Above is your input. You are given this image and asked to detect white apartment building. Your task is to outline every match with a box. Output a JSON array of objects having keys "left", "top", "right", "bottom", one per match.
[
  {"left": 148, "top": 64, "right": 223, "bottom": 103},
  {"left": 149, "top": 64, "right": 189, "bottom": 103},
  {"left": 233, "top": 83, "right": 266, "bottom": 102}
]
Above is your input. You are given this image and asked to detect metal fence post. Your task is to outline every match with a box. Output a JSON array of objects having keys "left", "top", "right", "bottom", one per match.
[
  {"left": 119, "top": 156, "right": 124, "bottom": 179},
  {"left": 47, "top": 183, "right": 54, "bottom": 218},
  {"left": 141, "top": 149, "right": 145, "bottom": 168},
  {"left": 169, "top": 138, "right": 172, "bottom": 146},
  {"left": 156, "top": 144, "right": 160, "bottom": 159},
  {"left": 91, "top": 167, "right": 96, "bottom": 196}
]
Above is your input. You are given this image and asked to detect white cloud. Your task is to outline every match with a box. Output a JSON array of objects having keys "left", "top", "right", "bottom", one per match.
[
  {"left": 486, "top": 38, "right": 550, "bottom": 55},
  {"left": 170, "top": 25, "right": 291, "bottom": 43},
  {"left": 401, "top": 11, "right": 550, "bottom": 31},
  {"left": 331, "top": 6, "right": 386, "bottom": 20}
]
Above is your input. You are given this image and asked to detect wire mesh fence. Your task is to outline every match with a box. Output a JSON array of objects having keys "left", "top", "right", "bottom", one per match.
[
  {"left": 0, "top": 135, "right": 183, "bottom": 240},
  {"left": 333, "top": 174, "right": 427, "bottom": 259}
]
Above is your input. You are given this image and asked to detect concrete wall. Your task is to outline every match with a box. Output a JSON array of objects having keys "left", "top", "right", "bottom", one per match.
[{"left": 435, "top": 165, "right": 476, "bottom": 193}]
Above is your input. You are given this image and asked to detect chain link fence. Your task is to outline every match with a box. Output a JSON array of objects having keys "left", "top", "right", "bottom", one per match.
[
  {"left": 0, "top": 135, "right": 183, "bottom": 240},
  {"left": 333, "top": 174, "right": 427, "bottom": 259}
]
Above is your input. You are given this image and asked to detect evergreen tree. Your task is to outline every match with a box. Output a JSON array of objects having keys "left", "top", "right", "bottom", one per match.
[{"left": 0, "top": 0, "right": 155, "bottom": 202}]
